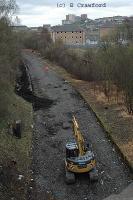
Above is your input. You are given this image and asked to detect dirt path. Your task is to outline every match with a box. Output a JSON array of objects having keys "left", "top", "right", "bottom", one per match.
[{"left": 23, "top": 50, "right": 132, "bottom": 200}]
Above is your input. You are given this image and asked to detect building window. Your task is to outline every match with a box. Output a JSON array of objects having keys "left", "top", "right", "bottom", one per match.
[
  {"left": 76, "top": 36, "right": 78, "bottom": 38},
  {"left": 65, "top": 32, "right": 66, "bottom": 33},
  {"left": 72, "top": 36, "right": 73, "bottom": 38},
  {"left": 57, "top": 32, "right": 59, "bottom": 34},
  {"left": 80, "top": 31, "right": 81, "bottom": 33},
  {"left": 61, "top": 31, "right": 62, "bottom": 33},
  {"left": 65, "top": 36, "right": 66, "bottom": 38},
  {"left": 80, "top": 36, "right": 82, "bottom": 38},
  {"left": 72, "top": 31, "right": 73, "bottom": 33}
]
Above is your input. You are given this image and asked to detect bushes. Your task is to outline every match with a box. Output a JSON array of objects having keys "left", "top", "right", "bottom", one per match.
[
  {"left": 0, "top": 2, "right": 20, "bottom": 120},
  {"left": 46, "top": 42, "right": 133, "bottom": 114},
  {"left": 0, "top": 18, "right": 19, "bottom": 85},
  {"left": 96, "top": 47, "right": 132, "bottom": 113}
]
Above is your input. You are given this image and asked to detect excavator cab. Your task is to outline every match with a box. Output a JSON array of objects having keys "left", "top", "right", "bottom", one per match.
[
  {"left": 66, "top": 142, "right": 79, "bottom": 158},
  {"left": 65, "top": 116, "right": 98, "bottom": 184}
]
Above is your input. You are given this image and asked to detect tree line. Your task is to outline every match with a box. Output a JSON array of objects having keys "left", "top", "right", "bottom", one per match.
[{"left": 0, "top": 0, "right": 19, "bottom": 119}]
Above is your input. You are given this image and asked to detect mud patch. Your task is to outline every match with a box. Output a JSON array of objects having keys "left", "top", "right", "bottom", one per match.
[
  {"left": 15, "top": 61, "right": 54, "bottom": 111},
  {"left": 45, "top": 120, "right": 62, "bottom": 136},
  {"left": 33, "top": 97, "right": 54, "bottom": 111}
]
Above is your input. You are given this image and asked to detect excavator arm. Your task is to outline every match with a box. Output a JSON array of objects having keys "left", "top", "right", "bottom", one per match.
[{"left": 72, "top": 116, "right": 86, "bottom": 156}]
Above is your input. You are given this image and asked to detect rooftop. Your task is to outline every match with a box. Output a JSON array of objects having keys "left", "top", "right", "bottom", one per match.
[
  {"left": 11, "top": 25, "right": 28, "bottom": 28},
  {"left": 100, "top": 22, "right": 116, "bottom": 28},
  {"left": 52, "top": 24, "right": 83, "bottom": 32}
]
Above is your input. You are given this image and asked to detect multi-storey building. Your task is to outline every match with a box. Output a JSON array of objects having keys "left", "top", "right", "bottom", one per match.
[
  {"left": 66, "top": 14, "right": 76, "bottom": 23},
  {"left": 99, "top": 23, "right": 116, "bottom": 39},
  {"left": 51, "top": 24, "right": 85, "bottom": 45},
  {"left": 81, "top": 14, "right": 88, "bottom": 21}
]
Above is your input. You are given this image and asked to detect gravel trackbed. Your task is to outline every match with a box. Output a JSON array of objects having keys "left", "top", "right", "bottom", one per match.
[{"left": 23, "top": 50, "right": 132, "bottom": 200}]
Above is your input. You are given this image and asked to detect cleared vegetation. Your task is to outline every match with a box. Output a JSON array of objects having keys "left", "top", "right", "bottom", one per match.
[{"left": 22, "top": 21, "right": 133, "bottom": 168}]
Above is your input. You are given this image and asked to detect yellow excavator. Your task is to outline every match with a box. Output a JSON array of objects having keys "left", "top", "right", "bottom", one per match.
[{"left": 65, "top": 116, "right": 98, "bottom": 184}]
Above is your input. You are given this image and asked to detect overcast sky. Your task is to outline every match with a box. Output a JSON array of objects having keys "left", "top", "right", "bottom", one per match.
[{"left": 16, "top": 0, "right": 133, "bottom": 26}]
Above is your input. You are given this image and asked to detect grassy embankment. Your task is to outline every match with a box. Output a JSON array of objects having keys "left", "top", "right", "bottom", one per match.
[
  {"left": 0, "top": 84, "right": 32, "bottom": 171},
  {"left": 0, "top": 4, "right": 33, "bottom": 198},
  {"left": 0, "top": 78, "right": 33, "bottom": 199}
]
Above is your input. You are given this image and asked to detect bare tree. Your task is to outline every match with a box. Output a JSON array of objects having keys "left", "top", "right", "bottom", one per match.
[{"left": 0, "top": 0, "right": 18, "bottom": 19}]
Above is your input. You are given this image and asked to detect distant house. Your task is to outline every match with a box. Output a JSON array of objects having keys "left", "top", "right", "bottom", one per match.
[
  {"left": 62, "top": 20, "right": 72, "bottom": 25},
  {"left": 95, "top": 16, "right": 126, "bottom": 25},
  {"left": 99, "top": 23, "right": 116, "bottom": 39},
  {"left": 29, "top": 27, "right": 40, "bottom": 32},
  {"left": 85, "top": 27, "right": 99, "bottom": 45},
  {"left": 86, "top": 36, "right": 99, "bottom": 46},
  {"left": 51, "top": 24, "right": 85, "bottom": 45}
]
